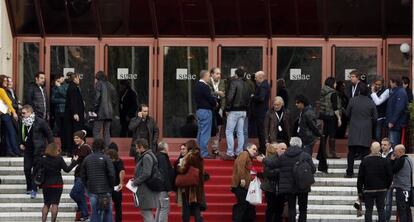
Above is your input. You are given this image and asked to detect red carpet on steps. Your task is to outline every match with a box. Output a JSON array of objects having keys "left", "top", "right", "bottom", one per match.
[{"left": 120, "top": 157, "right": 266, "bottom": 222}]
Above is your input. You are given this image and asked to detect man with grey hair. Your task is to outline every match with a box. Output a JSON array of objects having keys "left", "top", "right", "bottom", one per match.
[
  {"left": 264, "top": 96, "right": 290, "bottom": 145},
  {"left": 155, "top": 141, "right": 174, "bottom": 222},
  {"left": 277, "top": 137, "right": 315, "bottom": 222},
  {"left": 194, "top": 70, "right": 218, "bottom": 158},
  {"left": 357, "top": 142, "right": 392, "bottom": 222}
]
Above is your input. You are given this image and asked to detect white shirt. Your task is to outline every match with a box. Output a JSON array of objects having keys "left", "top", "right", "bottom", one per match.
[{"left": 370, "top": 89, "right": 390, "bottom": 106}]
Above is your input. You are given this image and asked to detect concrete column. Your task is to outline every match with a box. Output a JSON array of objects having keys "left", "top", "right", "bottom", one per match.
[{"left": 0, "top": 0, "right": 13, "bottom": 76}]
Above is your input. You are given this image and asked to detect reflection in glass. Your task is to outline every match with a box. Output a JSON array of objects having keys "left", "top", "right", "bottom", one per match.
[
  {"left": 107, "top": 46, "right": 149, "bottom": 137},
  {"left": 163, "top": 46, "right": 208, "bottom": 138},
  {"left": 221, "top": 47, "right": 263, "bottom": 80},
  {"left": 19, "top": 42, "right": 40, "bottom": 101},
  {"left": 388, "top": 45, "right": 410, "bottom": 81},
  {"left": 50, "top": 46, "right": 95, "bottom": 112},
  {"left": 335, "top": 47, "right": 377, "bottom": 84},
  {"left": 277, "top": 47, "right": 322, "bottom": 121}
]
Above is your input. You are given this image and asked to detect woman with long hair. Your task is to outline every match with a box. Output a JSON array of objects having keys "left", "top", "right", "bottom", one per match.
[
  {"left": 0, "top": 74, "right": 19, "bottom": 156},
  {"left": 35, "top": 143, "right": 78, "bottom": 222},
  {"left": 176, "top": 140, "right": 205, "bottom": 222}
]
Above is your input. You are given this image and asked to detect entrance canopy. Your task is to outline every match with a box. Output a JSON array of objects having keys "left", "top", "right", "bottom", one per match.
[{"left": 6, "top": 0, "right": 412, "bottom": 38}]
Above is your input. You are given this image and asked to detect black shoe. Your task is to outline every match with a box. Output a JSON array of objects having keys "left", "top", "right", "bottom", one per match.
[
  {"left": 6, "top": 152, "right": 17, "bottom": 157},
  {"left": 344, "top": 173, "right": 353, "bottom": 178}
]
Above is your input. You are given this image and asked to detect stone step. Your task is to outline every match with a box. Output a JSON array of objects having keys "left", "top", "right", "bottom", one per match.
[
  {"left": 306, "top": 214, "right": 396, "bottom": 222},
  {"left": 0, "top": 167, "right": 75, "bottom": 176},
  {"left": 0, "top": 203, "right": 76, "bottom": 212},
  {"left": 0, "top": 184, "right": 73, "bottom": 194},
  {"left": 0, "top": 212, "right": 75, "bottom": 222},
  {"left": 0, "top": 194, "right": 74, "bottom": 203}
]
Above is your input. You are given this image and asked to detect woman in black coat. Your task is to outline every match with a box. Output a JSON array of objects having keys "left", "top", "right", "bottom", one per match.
[
  {"left": 64, "top": 73, "right": 85, "bottom": 155},
  {"left": 34, "top": 143, "right": 78, "bottom": 222}
]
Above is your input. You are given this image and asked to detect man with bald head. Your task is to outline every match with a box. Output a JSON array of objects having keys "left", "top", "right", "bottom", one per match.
[
  {"left": 251, "top": 71, "right": 270, "bottom": 154},
  {"left": 357, "top": 142, "right": 393, "bottom": 222},
  {"left": 391, "top": 144, "right": 413, "bottom": 221}
]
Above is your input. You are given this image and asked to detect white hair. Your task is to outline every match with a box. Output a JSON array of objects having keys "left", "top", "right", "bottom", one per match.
[
  {"left": 289, "top": 137, "right": 302, "bottom": 148},
  {"left": 274, "top": 96, "right": 285, "bottom": 105}
]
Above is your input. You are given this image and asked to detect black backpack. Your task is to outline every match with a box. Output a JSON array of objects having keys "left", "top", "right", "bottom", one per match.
[
  {"left": 33, "top": 157, "right": 46, "bottom": 186},
  {"left": 145, "top": 153, "right": 165, "bottom": 192},
  {"left": 293, "top": 153, "right": 315, "bottom": 190}
]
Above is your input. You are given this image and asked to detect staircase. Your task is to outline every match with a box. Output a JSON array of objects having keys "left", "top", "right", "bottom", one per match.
[{"left": 0, "top": 157, "right": 396, "bottom": 222}]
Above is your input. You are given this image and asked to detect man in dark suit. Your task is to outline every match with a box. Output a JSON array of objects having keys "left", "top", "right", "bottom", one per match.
[
  {"left": 251, "top": 71, "right": 270, "bottom": 154},
  {"left": 347, "top": 70, "right": 366, "bottom": 99},
  {"left": 25, "top": 72, "right": 48, "bottom": 120}
]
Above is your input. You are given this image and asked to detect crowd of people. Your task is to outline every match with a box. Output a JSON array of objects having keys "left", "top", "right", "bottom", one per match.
[{"left": 0, "top": 67, "right": 413, "bottom": 222}]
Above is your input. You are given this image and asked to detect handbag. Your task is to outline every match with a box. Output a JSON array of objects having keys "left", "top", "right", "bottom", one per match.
[
  {"left": 245, "top": 177, "right": 262, "bottom": 205},
  {"left": 175, "top": 166, "right": 200, "bottom": 187}
]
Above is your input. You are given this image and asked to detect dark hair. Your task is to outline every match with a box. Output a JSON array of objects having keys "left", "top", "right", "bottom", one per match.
[
  {"left": 35, "top": 72, "right": 45, "bottom": 79},
  {"left": 359, "top": 83, "right": 369, "bottom": 96},
  {"left": 0, "top": 75, "right": 8, "bottom": 89},
  {"left": 295, "top": 94, "right": 309, "bottom": 106},
  {"left": 402, "top": 76, "right": 410, "bottom": 86},
  {"left": 73, "top": 130, "right": 87, "bottom": 141},
  {"left": 185, "top": 139, "right": 200, "bottom": 153},
  {"left": 92, "top": 139, "right": 105, "bottom": 152},
  {"left": 349, "top": 70, "right": 361, "bottom": 78},
  {"left": 95, "top": 71, "right": 107, "bottom": 81},
  {"left": 390, "top": 77, "right": 403, "bottom": 86},
  {"left": 45, "top": 143, "right": 60, "bottom": 157},
  {"left": 69, "top": 73, "right": 80, "bottom": 82},
  {"left": 277, "top": 79, "right": 285, "bottom": 88},
  {"left": 66, "top": 71, "right": 74, "bottom": 78},
  {"left": 54, "top": 74, "right": 64, "bottom": 80},
  {"left": 324, "top": 77, "right": 336, "bottom": 88},
  {"left": 105, "top": 149, "right": 119, "bottom": 161},
  {"left": 138, "top": 104, "right": 149, "bottom": 112},
  {"left": 235, "top": 67, "right": 246, "bottom": 78},
  {"left": 108, "top": 142, "right": 119, "bottom": 152},
  {"left": 336, "top": 81, "right": 345, "bottom": 91},
  {"left": 209, "top": 67, "right": 220, "bottom": 74},
  {"left": 135, "top": 138, "right": 149, "bottom": 150},
  {"left": 21, "top": 104, "right": 33, "bottom": 113}
]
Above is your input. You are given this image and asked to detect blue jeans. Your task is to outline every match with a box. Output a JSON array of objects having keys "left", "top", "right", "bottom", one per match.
[
  {"left": 196, "top": 109, "right": 212, "bottom": 157},
  {"left": 243, "top": 117, "right": 249, "bottom": 149},
  {"left": 88, "top": 192, "right": 112, "bottom": 222},
  {"left": 388, "top": 129, "right": 401, "bottom": 146},
  {"left": 1, "top": 114, "right": 19, "bottom": 155},
  {"left": 226, "top": 111, "right": 246, "bottom": 156},
  {"left": 70, "top": 177, "right": 89, "bottom": 218},
  {"left": 384, "top": 188, "right": 393, "bottom": 221}
]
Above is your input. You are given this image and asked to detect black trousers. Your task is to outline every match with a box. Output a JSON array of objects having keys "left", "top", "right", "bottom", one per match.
[
  {"left": 54, "top": 113, "right": 67, "bottom": 153},
  {"left": 112, "top": 190, "right": 122, "bottom": 222},
  {"left": 255, "top": 116, "right": 266, "bottom": 154},
  {"left": 346, "top": 146, "right": 369, "bottom": 176},
  {"left": 23, "top": 149, "right": 39, "bottom": 192},
  {"left": 395, "top": 188, "right": 413, "bottom": 222},
  {"left": 265, "top": 191, "right": 285, "bottom": 222},
  {"left": 232, "top": 186, "right": 256, "bottom": 222},
  {"left": 364, "top": 191, "right": 386, "bottom": 222},
  {"left": 287, "top": 193, "right": 308, "bottom": 222}
]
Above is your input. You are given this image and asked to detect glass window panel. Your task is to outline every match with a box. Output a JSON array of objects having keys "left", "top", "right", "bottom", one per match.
[
  {"left": 107, "top": 46, "right": 150, "bottom": 137},
  {"left": 276, "top": 47, "right": 322, "bottom": 120},
  {"left": 40, "top": 0, "right": 69, "bottom": 34},
  {"left": 98, "top": 0, "right": 127, "bottom": 35},
  {"left": 163, "top": 46, "right": 208, "bottom": 137},
  {"left": 129, "top": 0, "right": 153, "bottom": 35},
  {"left": 388, "top": 44, "right": 410, "bottom": 80},
  {"left": 220, "top": 47, "right": 263, "bottom": 80},
  {"left": 10, "top": 0, "right": 40, "bottom": 34},
  {"left": 50, "top": 46, "right": 95, "bottom": 114},
  {"left": 19, "top": 42, "right": 39, "bottom": 101},
  {"left": 335, "top": 47, "right": 377, "bottom": 83}
]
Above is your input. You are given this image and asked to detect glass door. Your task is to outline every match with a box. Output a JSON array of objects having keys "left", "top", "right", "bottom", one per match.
[
  {"left": 100, "top": 38, "right": 155, "bottom": 137},
  {"left": 328, "top": 39, "right": 382, "bottom": 84},
  {"left": 273, "top": 39, "right": 327, "bottom": 118},
  {"left": 385, "top": 39, "right": 411, "bottom": 81},
  {"left": 157, "top": 39, "right": 212, "bottom": 139}
]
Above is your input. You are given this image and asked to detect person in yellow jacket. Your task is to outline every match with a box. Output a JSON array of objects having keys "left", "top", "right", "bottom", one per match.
[{"left": 0, "top": 74, "right": 19, "bottom": 156}]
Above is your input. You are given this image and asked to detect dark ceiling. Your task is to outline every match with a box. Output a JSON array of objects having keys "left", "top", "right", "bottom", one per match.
[{"left": 6, "top": 0, "right": 413, "bottom": 38}]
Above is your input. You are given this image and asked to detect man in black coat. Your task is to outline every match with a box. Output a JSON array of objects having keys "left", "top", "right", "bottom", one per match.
[
  {"left": 276, "top": 137, "right": 316, "bottom": 222},
  {"left": 357, "top": 142, "right": 393, "bottom": 222},
  {"left": 81, "top": 139, "right": 115, "bottom": 222},
  {"left": 25, "top": 72, "right": 48, "bottom": 120},
  {"left": 19, "top": 105, "right": 54, "bottom": 199},
  {"left": 251, "top": 71, "right": 270, "bottom": 154}
]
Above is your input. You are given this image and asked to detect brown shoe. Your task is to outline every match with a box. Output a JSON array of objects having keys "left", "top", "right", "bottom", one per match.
[{"left": 221, "top": 154, "right": 235, "bottom": 160}]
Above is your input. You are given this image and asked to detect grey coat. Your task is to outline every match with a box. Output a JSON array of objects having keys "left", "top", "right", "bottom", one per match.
[
  {"left": 346, "top": 95, "right": 377, "bottom": 147},
  {"left": 94, "top": 80, "right": 117, "bottom": 120},
  {"left": 132, "top": 150, "right": 159, "bottom": 210}
]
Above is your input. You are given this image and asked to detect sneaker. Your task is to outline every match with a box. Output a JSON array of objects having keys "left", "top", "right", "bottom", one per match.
[
  {"left": 26, "top": 190, "right": 31, "bottom": 195},
  {"left": 30, "top": 190, "right": 37, "bottom": 199}
]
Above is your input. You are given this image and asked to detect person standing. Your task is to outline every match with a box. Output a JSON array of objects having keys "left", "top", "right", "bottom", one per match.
[
  {"left": 25, "top": 72, "right": 48, "bottom": 120},
  {"left": 380, "top": 137, "right": 394, "bottom": 222},
  {"left": 370, "top": 76, "right": 389, "bottom": 142},
  {"left": 36, "top": 143, "right": 78, "bottom": 222},
  {"left": 129, "top": 104, "right": 159, "bottom": 157},
  {"left": 132, "top": 139, "right": 160, "bottom": 222},
  {"left": 386, "top": 78, "right": 409, "bottom": 146},
  {"left": 319, "top": 77, "right": 341, "bottom": 159},
  {"left": 64, "top": 73, "right": 85, "bottom": 155},
  {"left": 357, "top": 142, "right": 393, "bottom": 222},
  {"left": 346, "top": 70, "right": 366, "bottom": 99},
  {"left": 51, "top": 74, "right": 68, "bottom": 154},
  {"left": 251, "top": 71, "right": 270, "bottom": 154},
  {"left": 223, "top": 68, "right": 252, "bottom": 160},
  {"left": 276, "top": 79, "right": 289, "bottom": 108},
  {"left": 155, "top": 141, "right": 174, "bottom": 222},
  {"left": 402, "top": 76, "right": 413, "bottom": 103},
  {"left": 208, "top": 67, "right": 226, "bottom": 156},
  {"left": 81, "top": 139, "right": 115, "bottom": 222},
  {"left": 93, "top": 71, "right": 117, "bottom": 147},
  {"left": 231, "top": 143, "right": 258, "bottom": 222},
  {"left": 194, "top": 70, "right": 217, "bottom": 158},
  {"left": 294, "top": 95, "right": 321, "bottom": 155},
  {"left": 69, "top": 130, "right": 92, "bottom": 221},
  {"left": 119, "top": 80, "right": 138, "bottom": 137},
  {"left": 264, "top": 96, "right": 290, "bottom": 145},
  {"left": 391, "top": 144, "right": 413, "bottom": 222},
  {"left": 19, "top": 105, "right": 54, "bottom": 199},
  {"left": 0, "top": 75, "right": 19, "bottom": 156},
  {"left": 345, "top": 85, "right": 377, "bottom": 178},
  {"left": 5, "top": 77, "right": 19, "bottom": 112},
  {"left": 105, "top": 148, "right": 125, "bottom": 222}
]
